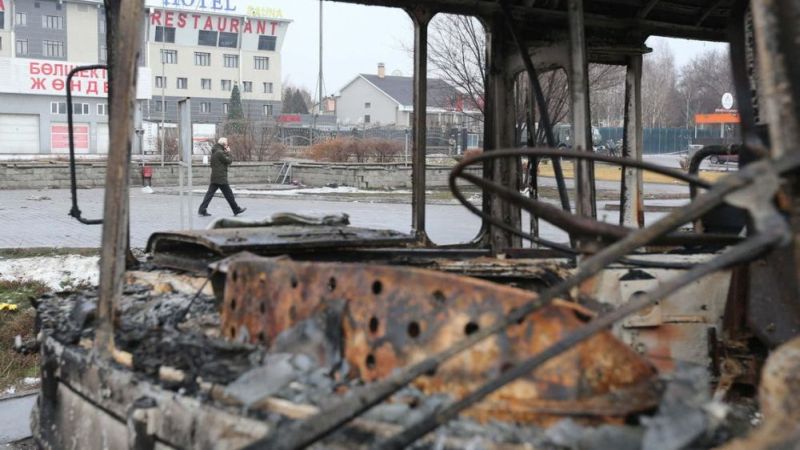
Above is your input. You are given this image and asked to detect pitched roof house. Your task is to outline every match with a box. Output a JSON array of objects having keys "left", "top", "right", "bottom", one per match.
[{"left": 335, "top": 63, "right": 480, "bottom": 128}]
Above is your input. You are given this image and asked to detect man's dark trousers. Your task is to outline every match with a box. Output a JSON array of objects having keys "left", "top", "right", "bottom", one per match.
[{"left": 198, "top": 183, "right": 240, "bottom": 213}]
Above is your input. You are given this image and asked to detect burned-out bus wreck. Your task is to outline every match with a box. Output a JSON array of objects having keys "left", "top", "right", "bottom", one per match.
[{"left": 28, "top": 0, "right": 800, "bottom": 449}]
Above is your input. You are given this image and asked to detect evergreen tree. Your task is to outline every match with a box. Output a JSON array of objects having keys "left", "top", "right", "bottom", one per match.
[
  {"left": 225, "top": 84, "right": 245, "bottom": 134},
  {"left": 282, "top": 87, "right": 296, "bottom": 113},
  {"left": 228, "top": 84, "right": 244, "bottom": 120},
  {"left": 292, "top": 90, "right": 309, "bottom": 114}
]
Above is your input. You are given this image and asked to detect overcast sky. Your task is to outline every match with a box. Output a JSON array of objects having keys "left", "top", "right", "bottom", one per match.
[{"left": 265, "top": 0, "right": 727, "bottom": 96}]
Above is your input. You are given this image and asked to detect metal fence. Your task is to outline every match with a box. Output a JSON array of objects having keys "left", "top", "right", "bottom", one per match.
[{"left": 598, "top": 127, "right": 694, "bottom": 154}]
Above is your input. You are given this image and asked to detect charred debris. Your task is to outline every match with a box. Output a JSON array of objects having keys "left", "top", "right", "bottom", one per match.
[{"left": 24, "top": 0, "right": 800, "bottom": 449}]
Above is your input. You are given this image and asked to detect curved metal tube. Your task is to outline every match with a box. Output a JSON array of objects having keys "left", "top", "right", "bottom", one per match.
[
  {"left": 449, "top": 147, "right": 737, "bottom": 248},
  {"left": 67, "top": 64, "right": 108, "bottom": 225}
]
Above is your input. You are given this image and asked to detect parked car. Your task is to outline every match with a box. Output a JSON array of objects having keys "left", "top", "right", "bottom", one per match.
[{"left": 709, "top": 152, "right": 738, "bottom": 164}]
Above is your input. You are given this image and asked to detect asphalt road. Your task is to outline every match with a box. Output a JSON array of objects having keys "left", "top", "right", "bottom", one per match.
[{"left": 0, "top": 180, "right": 689, "bottom": 249}]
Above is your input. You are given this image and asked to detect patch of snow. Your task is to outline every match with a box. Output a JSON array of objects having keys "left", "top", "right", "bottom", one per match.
[
  {"left": 192, "top": 186, "right": 417, "bottom": 196},
  {"left": 0, "top": 255, "right": 99, "bottom": 290},
  {"left": 141, "top": 186, "right": 155, "bottom": 194},
  {"left": 22, "top": 377, "right": 39, "bottom": 386},
  {"left": 3, "top": 386, "right": 15, "bottom": 396}
]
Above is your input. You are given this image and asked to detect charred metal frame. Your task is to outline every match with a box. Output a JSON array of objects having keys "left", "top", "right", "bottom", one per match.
[
  {"left": 67, "top": 64, "right": 108, "bottom": 226},
  {"left": 94, "top": 0, "right": 145, "bottom": 359},
  {"left": 45, "top": 0, "right": 800, "bottom": 448}
]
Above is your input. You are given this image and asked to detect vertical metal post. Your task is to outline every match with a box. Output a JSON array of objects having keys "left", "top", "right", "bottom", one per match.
[
  {"left": 567, "top": 0, "right": 596, "bottom": 220},
  {"left": 621, "top": 54, "right": 644, "bottom": 227},
  {"left": 410, "top": 8, "right": 431, "bottom": 241},
  {"left": 95, "top": 0, "right": 145, "bottom": 359},
  {"left": 178, "top": 98, "right": 193, "bottom": 229},
  {"left": 486, "top": 21, "right": 522, "bottom": 250}
]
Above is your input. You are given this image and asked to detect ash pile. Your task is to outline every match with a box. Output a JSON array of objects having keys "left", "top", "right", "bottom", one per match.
[{"left": 29, "top": 255, "right": 796, "bottom": 450}]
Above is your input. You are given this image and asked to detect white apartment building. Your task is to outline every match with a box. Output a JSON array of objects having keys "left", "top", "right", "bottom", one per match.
[
  {"left": 143, "top": 0, "right": 289, "bottom": 125},
  {"left": 0, "top": 0, "right": 289, "bottom": 155}
]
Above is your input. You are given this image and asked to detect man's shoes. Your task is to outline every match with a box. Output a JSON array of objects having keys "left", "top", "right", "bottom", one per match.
[
  {"left": 198, "top": 211, "right": 211, "bottom": 217},
  {"left": 234, "top": 207, "right": 247, "bottom": 216}
]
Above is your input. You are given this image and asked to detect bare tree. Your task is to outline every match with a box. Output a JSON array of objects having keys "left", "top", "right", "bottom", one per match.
[
  {"left": 677, "top": 48, "right": 734, "bottom": 127},
  {"left": 642, "top": 42, "right": 683, "bottom": 127},
  {"left": 426, "top": 14, "right": 487, "bottom": 120}
]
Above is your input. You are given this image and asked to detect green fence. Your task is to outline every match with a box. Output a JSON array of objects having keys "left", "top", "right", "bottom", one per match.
[{"left": 598, "top": 127, "right": 693, "bottom": 154}]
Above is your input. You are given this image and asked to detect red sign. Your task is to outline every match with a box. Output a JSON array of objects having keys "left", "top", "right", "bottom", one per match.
[
  {"left": 150, "top": 11, "right": 279, "bottom": 35},
  {"left": 0, "top": 0, "right": 5, "bottom": 11},
  {"left": 277, "top": 114, "right": 301, "bottom": 123},
  {"left": 51, "top": 124, "right": 90, "bottom": 153}
]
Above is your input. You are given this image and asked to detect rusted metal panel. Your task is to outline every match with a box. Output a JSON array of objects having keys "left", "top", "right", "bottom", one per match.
[
  {"left": 221, "top": 258, "right": 657, "bottom": 424},
  {"left": 146, "top": 226, "right": 417, "bottom": 271},
  {"left": 589, "top": 261, "right": 732, "bottom": 372},
  {"left": 147, "top": 226, "right": 415, "bottom": 256}
]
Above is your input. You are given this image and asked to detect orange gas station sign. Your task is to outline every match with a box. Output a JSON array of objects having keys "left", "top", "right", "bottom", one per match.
[{"left": 694, "top": 112, "right": 740, "bottom": 124}]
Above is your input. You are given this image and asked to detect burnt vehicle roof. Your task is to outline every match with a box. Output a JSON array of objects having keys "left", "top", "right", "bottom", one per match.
[{"left": 327, "top": 0, "right": 732, "bottom": 42}]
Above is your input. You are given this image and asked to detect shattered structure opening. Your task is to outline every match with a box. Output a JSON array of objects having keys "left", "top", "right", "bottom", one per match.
[{"left": 24, "top": 0, "right": 800, "bottom": 449}]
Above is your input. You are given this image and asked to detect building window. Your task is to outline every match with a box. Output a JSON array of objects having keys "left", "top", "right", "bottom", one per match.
[
  {"left": 161, "top": 49, "right": 177, "bottom": 64},
  {"left": 201, "top": 78, "right": 212, "bottom": 90},
  {"left": 155, "top": 76, "right": 166, "bottom": 89},
  {"left": 0, "top": 37, "right": 2, "bottom": 51},
  {"left": 242, "top": 81, "right": 253, "bottom": 93},
  {"left": 254, "top": 56, "right": 269, "bottom": 70},
  {"left": 50, "top": 102, "right": 67, "bottom": 114},
  {"left": 218, "top": 32, "right": 237, "bottom": 48},
  {"left": 200, "top": 102, "right": 211, "bottom": 113},
  {"left": 222, "top": 103, "right": 229, "bottom": 114},
  {"left": 263, "top": 82, "right": 273, "bottom": 94},
  {"left": 177, "top": 77, "right": 188, "bottom": 89},
  {"left": 42, "top": 15, "right": 64, "bottom": 30},
  {"left": 153, "top": 100, "right": 165, "bottom": 112},
  {"left": 364, "top": 115, "right": 371, "bottom": 124},
  {"left": 98, "top": 17, "right": 105, "bottom": 34},
  {"left": 263, "top": 104, "right": 273, "bottom": 116},
  {"left": 194, "top": 52, "right": 210, "bottom": 66},
  {"left": 72, "top": 103, "right": 90, "bottom": 115},
  {"left": 16, "top": 40, "right": 28, "bottom": 56},
  {"left": 43, "top": 40, "right": 65, "bottom": 58},
  {"left": 99, "top": 44, "right": 107, "bottom": 63},
  {"left": 154, "top": 26, "right": 176, "bottom": 43},
  {"left": 0, "top": 12, "right": 4, "bottom": 29},
  {"left": 223, "top": 54, "right": 239, "bottom": 68},
  {"left": 97, "top": 104, "right": 108, "bottom": 115},
  {"left": 198, "top": 30, "right": 217, "bottom": 46},
  {"left": 257, "top": 35, "right": 277, "bottom": 51},
  {"left": 365, "top": 102, "right": 371, "bottom": 109},
  {"left": 15, "top": 12, "right": 27, "bottom": 26},
  {"left": 221, "top": 79, "right": 232, "bottom": 91}
]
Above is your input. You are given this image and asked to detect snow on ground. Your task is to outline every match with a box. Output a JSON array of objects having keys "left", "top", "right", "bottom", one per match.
[
  {"left": 193, "top": 186, "right": 416, "bottom": 196},
  {"left": 0, "top": 255, "right": 99, "bottom": 290}
]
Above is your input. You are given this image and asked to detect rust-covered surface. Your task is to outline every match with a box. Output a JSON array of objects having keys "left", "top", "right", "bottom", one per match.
[{"left": 221, "top": 257, "right": 658, "bottom": 424}]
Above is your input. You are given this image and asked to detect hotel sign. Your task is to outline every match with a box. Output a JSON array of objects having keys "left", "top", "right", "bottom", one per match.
[{"left": 147, "top": 0, "right": 285, "bottom": 19}]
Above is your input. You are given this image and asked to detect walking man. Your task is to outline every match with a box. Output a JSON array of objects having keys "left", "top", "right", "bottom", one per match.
[{"left": 198, "top": 137, "right": 246, "bottom": 216}]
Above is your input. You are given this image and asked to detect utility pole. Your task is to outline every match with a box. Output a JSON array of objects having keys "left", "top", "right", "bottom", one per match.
[
  {"left": 312, "top": 0, "right": 324, "bottom": 146},
  {"left": 160, "top": 5, "right": 166, "bottom": 167}
]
